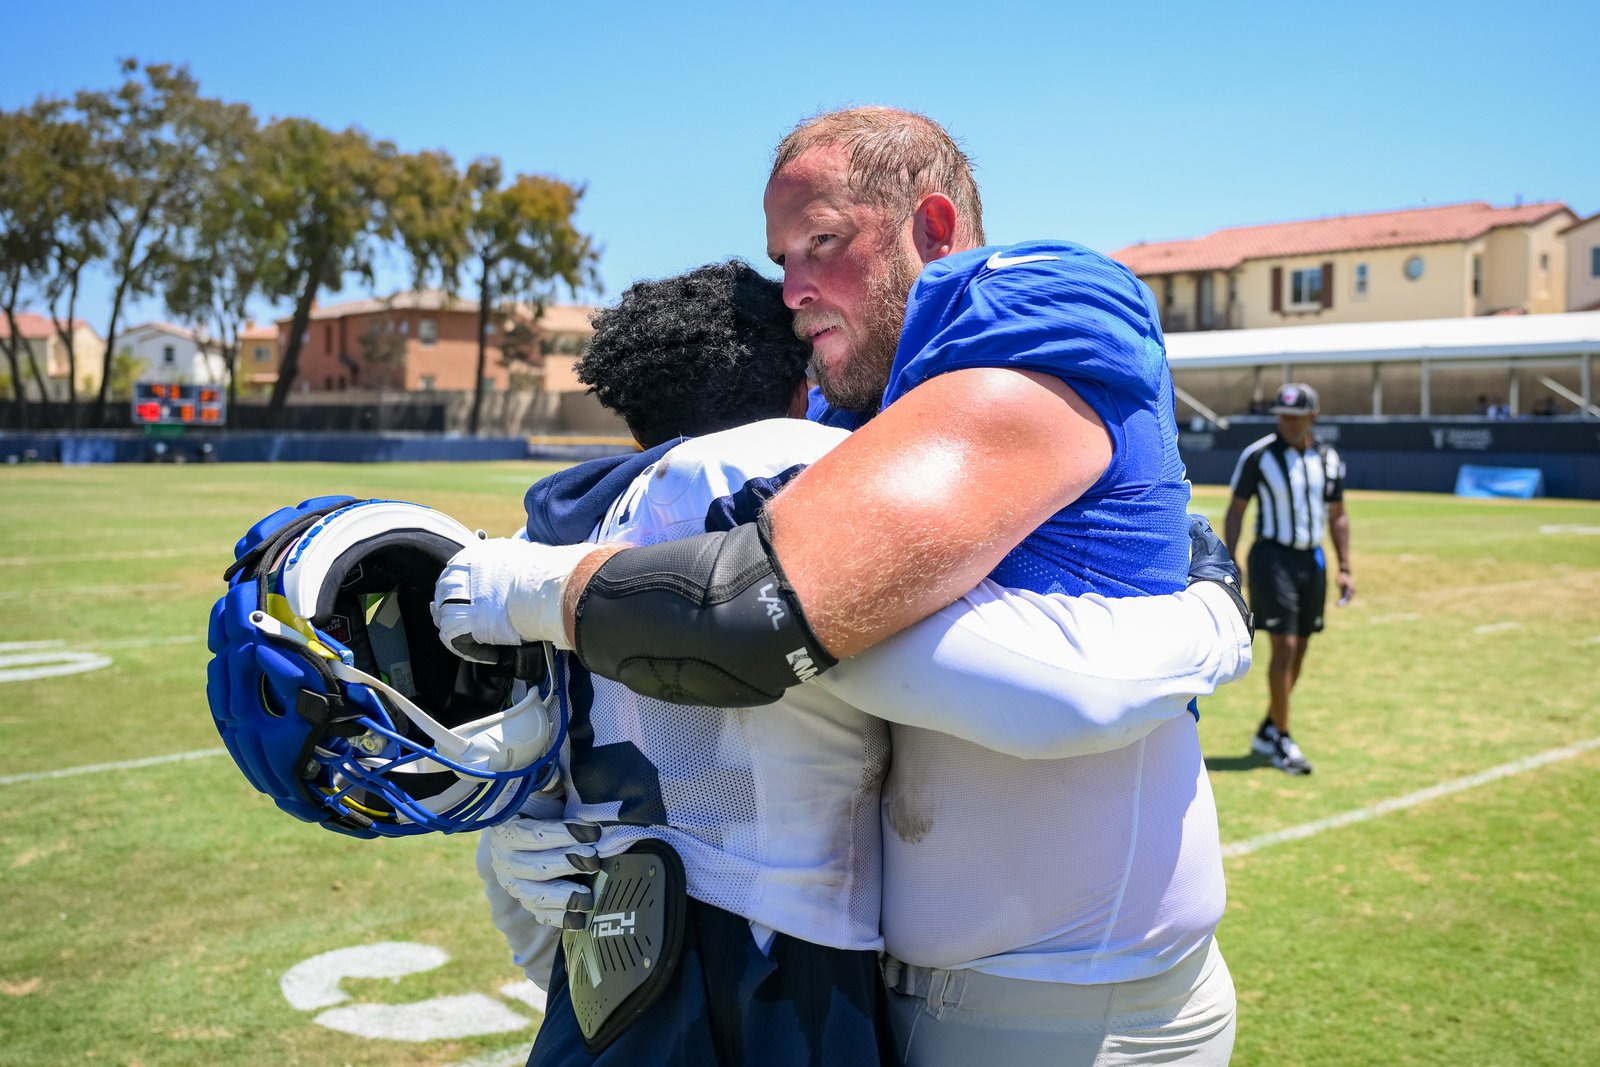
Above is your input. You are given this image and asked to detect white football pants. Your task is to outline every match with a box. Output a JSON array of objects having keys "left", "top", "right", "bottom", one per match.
[{"left": 885, "top": 937, "right": 1235, "bottom": 1066}]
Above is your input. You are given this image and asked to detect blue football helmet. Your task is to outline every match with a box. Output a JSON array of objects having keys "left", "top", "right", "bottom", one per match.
[{"left": 206, "top": 496, "right": 566, "bottom": 838}]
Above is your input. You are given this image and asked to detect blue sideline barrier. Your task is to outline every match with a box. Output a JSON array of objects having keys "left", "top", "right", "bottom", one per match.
[
  {"left": 2, "top": 432, "right": 533, "bottom": 465},
  {"left": 1454, "top": 464, "right": 1545, "bottom": 499}
]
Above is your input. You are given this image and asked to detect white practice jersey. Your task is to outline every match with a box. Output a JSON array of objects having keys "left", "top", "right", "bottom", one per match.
[
  {"left": 880, "top": 716, "right": 1225, "bottom": 983},
  {"left": 562, "top": 419, "right": 888, "bottom": 952},
  {"left": 501, "top": 417, "right": 1250, "bottom": 972}
]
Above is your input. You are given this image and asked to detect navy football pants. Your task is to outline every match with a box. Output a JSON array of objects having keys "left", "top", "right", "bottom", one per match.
[{"left": 529, "top": 898, "right": 899, "bottom": 1067}]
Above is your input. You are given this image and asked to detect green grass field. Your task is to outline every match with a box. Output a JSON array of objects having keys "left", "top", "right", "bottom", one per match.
[{"left": 2, "top": 462, "right": 1596, "bottom": 1066}]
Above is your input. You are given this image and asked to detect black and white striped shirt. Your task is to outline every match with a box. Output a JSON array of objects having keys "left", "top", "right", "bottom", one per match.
[{"left": 1229, "top": 433, "right": 1345, "bottom": 550}]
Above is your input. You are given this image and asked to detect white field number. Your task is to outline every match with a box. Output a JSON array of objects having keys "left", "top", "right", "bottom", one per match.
[
  {"left": 0, "top": 641, "right": 112, "bottom": 684},
  {"left": 280, "top": 941, "right": 545, "bottom": 1042}
]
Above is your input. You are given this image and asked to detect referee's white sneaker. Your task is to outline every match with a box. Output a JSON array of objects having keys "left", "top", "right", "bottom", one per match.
[{"left": 1252, "top": 719, "right": 1314, "bottom": 775}]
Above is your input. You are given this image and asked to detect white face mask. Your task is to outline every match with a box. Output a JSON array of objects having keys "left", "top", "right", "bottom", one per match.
[{"left": 258, "top": 499, "right": 563, "bottom": 823}]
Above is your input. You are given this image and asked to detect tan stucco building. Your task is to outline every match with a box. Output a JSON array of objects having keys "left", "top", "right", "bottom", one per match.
[
  {"left": 1560, "top": 213, "right": 1600, "bottom": 313},
  {"left": 1113, "top": 201, "right": 1576, "bottom": 333},
  {"left": 238, "top": 322, "right": 280, "bottom": 393},
  {"left": 274, "top": 291, "right": 594, "bottom": 394},
  {"left": 0, "top": 312, "right": 105, "bottom": 400}
]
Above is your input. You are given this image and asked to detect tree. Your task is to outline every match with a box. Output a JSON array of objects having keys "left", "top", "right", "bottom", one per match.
[
  {"left": 356, "top": 303, "right": 410, "bottom": 376},
  {"left": 160, "top": 96, "right": 267, "bottom": 415},
  {"left": 76, "top": 62, "right": 216, "bottom": 427},
  {"left": 499, "top": 319, "right": 542, "bottom": 392},
  {"left": 0, "top": 104, "right": 63, "bottom": 427},
  {"left": 467, "top": 163, "right": 598, "bottom": 435},
  {"left": 395, "top": 155, "right": 599, "bottom": 435},
  {"left": 106, "top": 350, "right": 144, "bottom": 400},
  {"left": 256, "top": 119, "right": 397, "bottom": 418},
  {"left": 41, "top": 105, "right": 107, "bottom": 428}
]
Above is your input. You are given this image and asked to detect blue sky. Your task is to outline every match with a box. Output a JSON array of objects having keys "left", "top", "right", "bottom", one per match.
[{"left": 4, "top": 0, "right": 1595, "bottom": 326}]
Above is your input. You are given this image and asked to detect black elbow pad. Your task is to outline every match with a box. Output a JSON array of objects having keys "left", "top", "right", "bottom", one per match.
[{"left": 572, "top": 521, "right": 835, "bottom": 707}]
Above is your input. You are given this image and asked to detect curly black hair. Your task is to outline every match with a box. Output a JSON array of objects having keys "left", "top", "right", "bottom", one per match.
[{"left": 576, "top": 260, "right": 810, "bottom": 448}]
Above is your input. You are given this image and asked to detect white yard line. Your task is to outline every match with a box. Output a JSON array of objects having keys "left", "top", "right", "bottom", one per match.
[
  {"left": 0, "top": 547, "right": 201, "bottom": 566},
  {"left": 1220, "top": 735, "right": 1600, "bottom": 858},
  {"left": 0, "top": 748, "right": 226, "bottom": 786},
  {"left": 0, "top": 636, "right": 203, "bottom": 651},
  {"left": 8, "top": 736, "right": 1598, "bottom": 869},
  {"left": 84, "top": 634, "right": 205, "bottom": 650},
  {"left": 0, "top": 583, "right": 184, "bottom": 601}
]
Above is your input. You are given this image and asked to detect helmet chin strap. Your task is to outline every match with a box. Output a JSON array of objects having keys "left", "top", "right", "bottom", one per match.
[{"left": 250, "top": 609, "right": 554, "bottom": 773}]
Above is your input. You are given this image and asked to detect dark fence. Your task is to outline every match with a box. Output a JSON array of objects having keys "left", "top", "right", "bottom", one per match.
[
  {"left": 1, "top": 431, "right": 527, "bottom": 464},
  {"left": 6, "top": 414, "right": 1595, "bottom": 499},
  {"left": 0, "top": 399, "right": 447, "bottom": 433},
  {"left": 1180, "top": 417, "right": 1600, "bottom": 500}
]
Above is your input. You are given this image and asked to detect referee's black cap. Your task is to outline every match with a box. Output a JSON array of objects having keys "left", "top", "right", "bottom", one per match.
[{"left": 1269, "top": 382, "right": 1319, "bottom": 415}]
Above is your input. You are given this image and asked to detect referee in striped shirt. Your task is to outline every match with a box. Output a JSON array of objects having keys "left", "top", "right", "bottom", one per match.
[{"left": 1224, "top": 383, "right": 1354, "bottom": 775}]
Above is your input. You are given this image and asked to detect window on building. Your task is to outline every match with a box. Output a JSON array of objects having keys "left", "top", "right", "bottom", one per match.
[
  {"left": 419, "top": 319, "right": 438, "bottom": 346},
  {"left": 420, "top": 375, "right": 436, "bottom": 391},
  {"left": 325, "top": 377, "right": 333, "bottom": 390},
  {"left": 1592, "top": 246, "right": 1600, "bottom": 278},
  {"left": 1354, "top": 263, "right": 1369, "bottom": 296},
  {"left": 482, "top": 376, "right": 496, "bottom": 393},
  {"left": 253, "top": 345, "right": 270, "bottom": 363},
  {"left": 1539, "top": 252, "right": 1549, "bottom": 274},
  {"left": 1472, "top": 255, "right": 1482, "bottom": 298},
  {"left": 162, "top": 344, "right": 175, "bottom": 365},
  {"left": 1404, "top": 256, "right": 1425, "bottom": 281},
  {"left": 1289, "top": 267, "right": 1323, "bottom": 308},
  {"left": 1162, "top": 277, "right": 1174, "bottom": 311}
]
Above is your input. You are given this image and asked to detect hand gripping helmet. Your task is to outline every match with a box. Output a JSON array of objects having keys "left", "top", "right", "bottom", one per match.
[{"left": 205, "top": 495, "right": 567, "bottom": 838}]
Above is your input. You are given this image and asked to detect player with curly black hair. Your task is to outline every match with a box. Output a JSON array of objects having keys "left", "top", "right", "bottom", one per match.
[{"left": 577, "top": 260, "right": 811, "bottom": 447}]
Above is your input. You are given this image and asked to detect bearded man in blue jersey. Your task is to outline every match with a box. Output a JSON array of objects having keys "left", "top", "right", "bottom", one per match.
[{"left": 445, "top": 109, "right": 1238, "bottom": 1065}]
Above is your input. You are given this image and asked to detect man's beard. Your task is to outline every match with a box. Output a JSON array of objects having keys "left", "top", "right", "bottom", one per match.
[{"left": 810, "top": 245, "right": 921, "bottom": 416}]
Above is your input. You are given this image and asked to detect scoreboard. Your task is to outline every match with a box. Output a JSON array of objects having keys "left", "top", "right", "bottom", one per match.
[{"left": 132, "top": 382, "right": 226, "bottom": 426}]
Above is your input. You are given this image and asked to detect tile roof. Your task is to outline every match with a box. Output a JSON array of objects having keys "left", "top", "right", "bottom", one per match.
[
  {"left": 1557, "top": 210, "right": 1600, "bottom": 236},
  {"left": 279, "top": 289, "right": 597, "bottom": 334},
  {"left": 121, "top": 321, "right": 201, "bottom": 340},
  {"left": 0, "top": 312, "right": 93, "bottom": 339},
  {"left": 299, "top": 289, "right": 468, "bottom": 321},
  {"left": 1113, "top": 201, "right": 1573, "bottom": 276},
  {"left": 278, "top": 287, "right": 598, "bottom": 334}
]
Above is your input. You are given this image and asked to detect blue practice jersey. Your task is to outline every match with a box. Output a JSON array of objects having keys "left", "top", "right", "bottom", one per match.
[{"left": 815, "top": 240, "right": 1191, "bottom": 598}]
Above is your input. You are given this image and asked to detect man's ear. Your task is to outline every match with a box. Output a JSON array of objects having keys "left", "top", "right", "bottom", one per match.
[{"left": 910, "top": 193, "right": 959, "bottom": 264}]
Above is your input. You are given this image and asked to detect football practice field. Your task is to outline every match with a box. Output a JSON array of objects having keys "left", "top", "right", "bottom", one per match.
[{"left": 2, "top": 461, "right": 1597, "bottom": 1067}]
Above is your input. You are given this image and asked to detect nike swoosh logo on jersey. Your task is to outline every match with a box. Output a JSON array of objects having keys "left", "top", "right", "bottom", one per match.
[
  {"left": 1264, "top": 617, "right": 1282, "bottom": 628},
  {"left": 985, "top": 252, "right": 1059, "bottom": 270}
]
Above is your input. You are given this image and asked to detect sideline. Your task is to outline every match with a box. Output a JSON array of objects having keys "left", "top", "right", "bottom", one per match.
[{"left": 1220, "top": 734, "right": 1600, "bottom": 858}]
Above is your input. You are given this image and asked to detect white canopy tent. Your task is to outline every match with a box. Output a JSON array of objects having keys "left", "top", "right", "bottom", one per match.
[{"left": 1164, "top": 311, "right": 1600, "bottom": 419}]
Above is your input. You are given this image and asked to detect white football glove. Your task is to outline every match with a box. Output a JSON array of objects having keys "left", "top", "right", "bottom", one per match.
[
  {"left": 486, "top": 793, "right": 605, "bottom": 930},
  {"left": 432, "top": 537, "right": 596, "bottom": 656}
]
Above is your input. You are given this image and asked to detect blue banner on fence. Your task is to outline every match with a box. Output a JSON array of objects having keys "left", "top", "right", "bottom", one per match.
[{"left": 1455, "top": 464, "right": 1545, "bottom": 499}]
